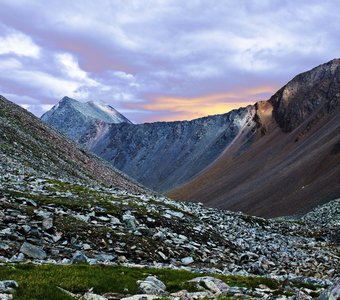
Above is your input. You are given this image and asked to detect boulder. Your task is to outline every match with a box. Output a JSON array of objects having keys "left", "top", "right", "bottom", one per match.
[
  {"left": 82, "top": 292, "right": 107, "bottom": 300},
  {"left": 0, "top": 281, "right": 18, "bottom": 293},
  {"left": 181, "top": 256, "right": 194, "bottom": 265},
  {"left": 187, "top": 277, "right": 229, "bottom": 295},
  {"left": 20, "top": 242, "right": 46, "bottom": 260},
  {"left": 0, "top": 293, "right": 13, "bottom": 300},
  {"left": 137, "top": 276, "right": 166, "bottom": 296},
  {"left": 123, "top": 213, "right": 137, "bottom": 231},
  {"left": 71, "top": 251, "right": 88, "bottom": 264}
]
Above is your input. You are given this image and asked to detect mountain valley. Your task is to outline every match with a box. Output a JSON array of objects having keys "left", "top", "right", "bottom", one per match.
[
  {"left": 42, "top": 60, "right": 340, "bottom": 217},
  {"left": 0, "top": 91, "right": 339, "bottom": 299}
]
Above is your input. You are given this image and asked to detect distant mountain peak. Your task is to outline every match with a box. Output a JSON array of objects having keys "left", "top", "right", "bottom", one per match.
[
  {"left": 44, "top": 96, "right": 131, "bottom": 125},
  {"left": 41, "top": 97, "right": 131, "bottom": 146}
]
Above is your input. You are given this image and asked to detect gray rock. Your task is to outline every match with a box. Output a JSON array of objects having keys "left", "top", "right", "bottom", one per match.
[
  {"left": 71, "top": 251, "right": 88, "bottom": 264},
  {"left": 188, "top": 276, "right": 229, "bottom": 295},
  {"left": 97, "top": 216, "right": 110, "bottom": 222},
  {"left": 291, "top": 291, "right": 313, "bottom": 300},
  {"left": 137, "top": 276, "right": 166, "bottom": 296},
  {"left": 110, "top": 217, "right": 121, "bottom": 225},
  {"left": 35, "top": 210, "right": 53, "bottom": 220},
  {"left": 42, "top": 218, "right": 53, "bottom": 230},
  {"left": 82, "top": 292, "right": 107, "bottom": 300},
  {"left": 0, "top": 280, "right": 18, "bottom": 293},
  {"left": 165, "top": 210, "right": 184, "bottom": 219},
  {"left": 153, "top": 231, "right": 165, "bottom": 241},
  {"left": 144, "top": 276, "right": 166, "bottom": 290},
  {"left": 0, "top": 229, "right": 11, "bottom": 235},
  {"left": 0, "top": 243, "right": 9, "bottom": 251},
  {"left": 83, "top": 244, "right": 92, "bottom": 250},
  {"left": 52, "top": 231, "right": 63, "bottom": 242},
  {"left": 157, "top": 251, "right": 168, "bottom": 261},
  {"left": 21, "top": 225, "right": 31, "bottom": 233},
  {"left": 9, "top": 253, "right": 24, "bottom": 262},
  {"left": 20, "top": 242, "right": 46, "bottom": 259},
  {"left": 0, "top": 293, "right": 13, "bottom": 300},
  {"left": 181, "top": 256, "right": 194, "bottom": 265},
  {"left": 123, "top": 213, "right": 137, "bottom": 231},
  {"left": 171, "top": 290, "right": 213, "bottom": 299},
  {"left": 120, "top": 295, "right": 158, "bottom": 300},
  {"left": 318, "top": 282, "right": 340, "bottom": 300},
  {"left": 229, "top": 286, "right": 246, "bottom": 295},
  {"left": 94, "top": 254, "right": 116, "bottom": 261}
]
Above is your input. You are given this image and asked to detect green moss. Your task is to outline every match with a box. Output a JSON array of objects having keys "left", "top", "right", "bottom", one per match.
[
  {"left": 0, "top": 264, "right": 203, "bottom": 299},
  {"left": 221, "top": 274, "right": 280, "bottom": 289},
  {"left": 45, "top": 179, "right": 97, "bottom": 194},
  {"left": 0, "top": 263, "right": 324, "bottom": 300},
  {"left": 4, "top": 189, "right": 89, "bottom": 211}
]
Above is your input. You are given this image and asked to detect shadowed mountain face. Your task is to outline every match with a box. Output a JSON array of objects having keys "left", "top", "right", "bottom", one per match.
[
  {"left": 40, "top": 59, "right": 340, "bottom": 217},
  {"left": 169, "top": 59, "right": 340, "bottom": 217},
  {"left": 0, "top": 95, "right": 144, "bottom": 193},
  {"left": 91, "top": 107, "right": 255, "bottom": 191},
  {"left": 42, "top": 99, "right": 256, "bottom": 192},
  {"left": 41, "top": 97, "right": 132, "bottom": 148}
]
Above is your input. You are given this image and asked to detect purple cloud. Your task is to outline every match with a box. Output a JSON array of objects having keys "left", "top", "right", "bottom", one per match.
[{"left": 0, "top": 0, "right": 339, "bottom": 123}]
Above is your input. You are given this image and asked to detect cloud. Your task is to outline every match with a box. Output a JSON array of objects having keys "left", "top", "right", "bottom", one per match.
[
  {"left": 56, "top": 53, "right": 89, "bottom": 81},
  {"left": 131, "top": 85, "right": 277, "bottom": 122},
  {"left": 0, "top": 30, "right": 40, "bottom": 58},
  {"left": 0, "top": 0, "right": 339, "bottom": 122}
]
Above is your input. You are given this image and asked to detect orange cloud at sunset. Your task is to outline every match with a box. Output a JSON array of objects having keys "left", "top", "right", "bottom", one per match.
[{"left": 132, "top": 86, "right": 277, "bottom": 122}]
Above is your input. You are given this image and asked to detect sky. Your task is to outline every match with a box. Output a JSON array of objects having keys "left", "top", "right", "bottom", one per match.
[{"left": 0, "top": 0, "right": 339, "bottom": 123}]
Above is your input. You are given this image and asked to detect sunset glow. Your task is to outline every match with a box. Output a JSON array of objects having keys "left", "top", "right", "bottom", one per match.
[
  {"left": 132, "top": 85, "right": 278, "bottom": 121},
  {"left": 0, "top": 1, "right": 338, "bottom": 123}
]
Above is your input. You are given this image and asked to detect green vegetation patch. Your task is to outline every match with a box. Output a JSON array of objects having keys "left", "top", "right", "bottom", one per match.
[{"left": 0, "top": 264, "right": 292, "bottom": 300}]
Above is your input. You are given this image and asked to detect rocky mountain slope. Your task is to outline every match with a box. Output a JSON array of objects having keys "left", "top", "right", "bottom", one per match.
[
  {"left": 41, "top": 96, "right": 131, "bottom": 147},
  {"left": 0, "top": 95, "right": 143, "bottom": 193},
  {"left": 43, "top": 101, "right": 255, "bottom": 192},
  {"left": 170, "top": 59, "right": 340, "bottom": 217},
  {"left": 91, "top": 107, "right": 255, "bottom": 191},
  {"left": 0, "top": 95, "right": 339, "bottom": 299},
  {"left": 41, "top": 59, "right": 340, "bottom": 218}
]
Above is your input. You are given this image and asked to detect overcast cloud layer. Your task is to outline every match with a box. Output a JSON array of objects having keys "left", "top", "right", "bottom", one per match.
[{"left": 0, "top": 0, "right": 339, "bottom": 123}]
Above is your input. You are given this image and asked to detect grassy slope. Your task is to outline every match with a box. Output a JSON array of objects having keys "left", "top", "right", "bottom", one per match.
[{"left": 0, "top": 264, "right": 312, "bottom": 300}]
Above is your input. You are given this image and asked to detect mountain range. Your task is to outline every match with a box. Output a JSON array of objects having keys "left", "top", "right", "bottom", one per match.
[
  {"left": 42, "top": 59, "right": 340, "bottom": 217},
  {"left": 170, "top": 59, "right": 340, "bottom": 217},
  {"left": 44, "top": 98, "right": 255, "bottom": 192},
  {"left": 0, "top": 60, "right": 339, "bottom": 299}
]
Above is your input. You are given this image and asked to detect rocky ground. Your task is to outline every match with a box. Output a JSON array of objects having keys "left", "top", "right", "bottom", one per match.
[{"left": 0, "top": 169, "right": 339, "bottom": 299}]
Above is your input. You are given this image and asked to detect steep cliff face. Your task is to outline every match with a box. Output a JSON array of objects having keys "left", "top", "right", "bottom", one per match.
[
  {"left": 269, "top": 59, "right": 340, "bottom": 132},
  {"left": 91, "top": 107, "right": 255, "bottom": 191},
  {"left": 169, "top": 59, "right": 340, "bottom": 217},
  {"left": 41, "top": 97, "right": 131, "bottom": 147}
]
